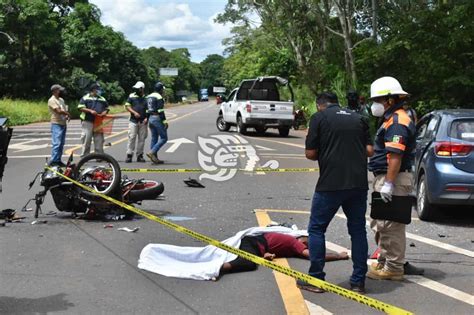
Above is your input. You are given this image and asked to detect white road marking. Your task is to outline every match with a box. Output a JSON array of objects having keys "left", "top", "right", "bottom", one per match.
[
  {"left": 9, "top": 143, "right": 48, "bottom": 152},
  {"left": 334, "top": 213, "right": 474, "bottom": 258},
  {"left": 165, "top": 137, "right": 194, "bottom": 153},
  {"left": 255, "top": 144, "right": 276, "bottom": 151},
  {"left": 305, "top": 300, "right": 333, "bottom": 315},
  {"left": 324, "top": 242, "right": 474, "bottom": 306}
]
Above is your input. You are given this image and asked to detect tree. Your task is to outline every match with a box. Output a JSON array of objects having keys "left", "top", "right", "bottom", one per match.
[{"left": 200, "top": 54, "right": 225, "bottom": 91}]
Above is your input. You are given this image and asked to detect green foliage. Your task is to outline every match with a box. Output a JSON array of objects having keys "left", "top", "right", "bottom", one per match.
[{"left": 0, "top": 98, "right": 50, "bottom": 125}]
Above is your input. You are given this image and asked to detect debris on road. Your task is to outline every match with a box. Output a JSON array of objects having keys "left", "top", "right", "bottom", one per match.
[
  {"left": 31, "top": 220, "right": 47, "bottom": 225},
  {"left": 22, "top": 207, "right": 33, "bottom": 212},
  {"left": 184, "top": 178, "right": 205, "bottom": 188},
  {"left": 118, "top": 227, "right": 139, "bottom": 233},
  {"left": 103, "top": 224, "right": 114, "bottom": 228},
  {"left": 46, "top": 211, "right": 57, "bottom": 216},
  {"left": 438, "top": 234, "right": 446, "bottom": 238},
  {"left": 409, "top": 242, "right": 416, "bottom": 247}
]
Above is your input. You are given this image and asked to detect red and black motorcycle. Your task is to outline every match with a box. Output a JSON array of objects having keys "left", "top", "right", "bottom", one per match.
[{"left": 26, "top": 153, "right": 164, "bottom": 219}]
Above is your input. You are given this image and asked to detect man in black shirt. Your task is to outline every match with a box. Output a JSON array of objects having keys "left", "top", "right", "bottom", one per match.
[{"left": 300, "top": 92, "right": 373, "bottom": 294}]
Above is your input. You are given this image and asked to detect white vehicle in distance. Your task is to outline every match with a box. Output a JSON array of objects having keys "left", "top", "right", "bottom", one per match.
[{"left": 216, "top": 76, "right": 294, "bottom": 137}]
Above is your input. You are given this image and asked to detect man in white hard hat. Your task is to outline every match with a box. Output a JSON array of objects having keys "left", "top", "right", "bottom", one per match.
[
  {"left": 367, "top": 76, "right": 420, "bottom": 280},
  {"left": 125, "top": 81, "right": 148, "bottom": 163}
]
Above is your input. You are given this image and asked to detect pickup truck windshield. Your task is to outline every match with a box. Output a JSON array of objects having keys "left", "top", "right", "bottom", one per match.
[{"left": 237, "top": 79, "right": 280, "bottom": 101}]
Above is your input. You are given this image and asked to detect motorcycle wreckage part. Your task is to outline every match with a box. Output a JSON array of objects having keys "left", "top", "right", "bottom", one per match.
[{"left": 73, "top": 153, "right": 121, "bottom": 195}]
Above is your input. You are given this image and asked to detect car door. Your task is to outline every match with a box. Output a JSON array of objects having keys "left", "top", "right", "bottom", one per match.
[
  {"left": 415, "top": 114, "right": 439, "bottom": 173},
  {"left": 223, "top": 89, "right": 237, "bottom": 123}
]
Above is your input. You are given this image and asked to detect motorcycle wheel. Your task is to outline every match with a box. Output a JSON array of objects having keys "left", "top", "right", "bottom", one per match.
[
  {"left": 128, "top": 180, "right": 164, "bottom": 203},
  {"left": 74, "top": 153, "right": 122, "bottom": 196}
]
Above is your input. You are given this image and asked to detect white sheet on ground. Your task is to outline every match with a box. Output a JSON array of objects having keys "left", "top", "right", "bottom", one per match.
[{"left": 138, "top": 226, "right": 308, "bottom": 280}]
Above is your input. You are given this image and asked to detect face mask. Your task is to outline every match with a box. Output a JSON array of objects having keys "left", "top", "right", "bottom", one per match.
[
  {"left": 97, "top": 89, "right": 103, "bottom": 96},
  {"left": 371, "top": 102, "right": 385, "bottom": 117}
]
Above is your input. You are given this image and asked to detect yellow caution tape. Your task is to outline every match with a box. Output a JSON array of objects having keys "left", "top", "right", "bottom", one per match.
[
  {"left": 120, "top": 167, "right": 319, "bottom": 173},
  {"left": 47, "top": 167, "right": 412, "bottom": 315}
]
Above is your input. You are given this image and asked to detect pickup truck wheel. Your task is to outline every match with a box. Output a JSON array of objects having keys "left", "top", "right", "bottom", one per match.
[
  {"left": 237, "top": 116, "right": 247, "bottom": 135},
  {"left": 416, "top": 174, "right": 438, "bottom": 221},
  {"left": 278, "top": 127, "right": 290, "bottom": 137},
  {"left": 255, "top": 126, "right": 266, "bottom": 135},
  {"left": 216, "top": 115, "right": 230, "bottom": 132}
]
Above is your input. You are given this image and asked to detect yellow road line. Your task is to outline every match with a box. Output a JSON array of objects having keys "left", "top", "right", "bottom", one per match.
[{"left": 255, "top": 211, "right": 310, "bottom": 315}]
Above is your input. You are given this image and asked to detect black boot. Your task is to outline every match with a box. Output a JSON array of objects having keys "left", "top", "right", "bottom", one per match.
[
  {"left": 404, "top": 262, "right": 424, "bottom": 275},
  {"left": 137, "top": 154, "right": 146, "bottom": 162},
  {"left": 125, "top": 154, "right": 133, "bottom": 163}
]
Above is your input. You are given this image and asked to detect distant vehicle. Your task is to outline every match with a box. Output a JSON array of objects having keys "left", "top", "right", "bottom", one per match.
[
  {"left": 199, "top": 88, "right": 209, "bottom": 101},
  {"left": 216, "top": 76, "right": 294, "bottom": 137},
  {"left": 414, "top": 109, "right": 474, "bottom": 220}
]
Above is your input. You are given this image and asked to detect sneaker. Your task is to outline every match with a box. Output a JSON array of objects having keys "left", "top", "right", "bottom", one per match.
[
  {"left": 296, "top": 279, "right": 325, "bottom": 293},
  {"left": 404, "top": 262, "right": 425, "bottom": 275},
  {"left": 370, "top": 262, "right": 384, "bottom": 271},
  {"left": 367, "top": 268, "right": 404, "bottom": 281},
  {"left": 146, "top": 152, "right": 159, "bottom": 164},
  {"left": 125, "top": 154, "right": 133, "bottom": 163},
  {"left": 136, "top": 154, "right": 146, "bottom": 162},
  {"left": 350, "top": 283, "right": 366, "bottom": 294},
  {"left": 152, "top": 158, "right": 164, "bottom": 165}
]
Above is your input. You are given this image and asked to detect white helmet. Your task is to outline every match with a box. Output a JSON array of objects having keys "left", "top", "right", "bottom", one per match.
[{"left": 370, "top": 76, "right": 408, "bottom": 99}]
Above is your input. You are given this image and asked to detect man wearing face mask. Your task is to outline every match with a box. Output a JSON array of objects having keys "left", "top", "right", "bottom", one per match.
[
  {"left": 367, "top": 76, "right": 418, "bottom": 281},
  {"left": 125, "top": 81, "right": 148, "bottom": 163},
  {"left": 78, "top": 82, "right": 109, "bottom": 156}
]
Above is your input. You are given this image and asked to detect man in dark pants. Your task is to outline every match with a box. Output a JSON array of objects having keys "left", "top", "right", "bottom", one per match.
[
  {"left": 299, "top": 92, "right": 374, "bottom": 294},
  {"left": 219, "top": 233, "right": 348, "bottom": 275}
]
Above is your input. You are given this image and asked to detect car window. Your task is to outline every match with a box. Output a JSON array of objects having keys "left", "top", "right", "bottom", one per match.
[
  {"left": 416, "top": 119, "right": 429, "bottom": 140},
  {"left": 450, "top": 119, "right": 474, "bottom": 143},
  {"left": 227, "top": 90, "right": 236, "bottom": 102},
  {"left": 425, "top": 116, "right": 439, "bottom": 140}
]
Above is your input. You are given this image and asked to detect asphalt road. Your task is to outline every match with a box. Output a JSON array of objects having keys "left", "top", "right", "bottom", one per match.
[{"left": 1, "top": 102, "right": 473, "bottom": 315}]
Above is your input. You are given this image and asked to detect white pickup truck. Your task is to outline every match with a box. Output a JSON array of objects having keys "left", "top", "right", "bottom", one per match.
[{"left": 216, "top": 76, "right": 294, "bottom": 137}]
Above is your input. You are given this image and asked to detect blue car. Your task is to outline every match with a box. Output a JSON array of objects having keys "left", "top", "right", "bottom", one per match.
[{"left": 415, "top": 109, "right": 474, "bottom": 220}]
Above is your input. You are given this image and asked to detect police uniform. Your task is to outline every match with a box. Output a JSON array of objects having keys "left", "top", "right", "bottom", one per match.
[
  {"left": 78, "top": 93, "right": 109, "bottom": 156},
  {"left": 368, "top": 102, "right": 416, "bottom": 273},
  {"left": 146, "top": 92, "right": 168, "bottom": 156},
  {"left": 125, "top": 92, "right": 148, "bottom": 158}
]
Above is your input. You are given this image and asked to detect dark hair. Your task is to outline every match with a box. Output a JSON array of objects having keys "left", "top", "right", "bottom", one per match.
[{"left": 316, "top": 92, "right": 338, "bottom": 105}]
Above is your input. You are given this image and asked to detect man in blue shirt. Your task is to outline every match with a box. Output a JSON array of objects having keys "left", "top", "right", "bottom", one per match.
[
  {"left": 146, "top": 82, "right": 168, "bottom": 164},
  {"left": 78, "top": 83, "right": 109, "bottom": 156}
]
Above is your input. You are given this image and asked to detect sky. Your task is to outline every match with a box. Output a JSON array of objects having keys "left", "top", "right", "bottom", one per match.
[{"left": 90, "top": 0, "right": 232, "bottom": 62}]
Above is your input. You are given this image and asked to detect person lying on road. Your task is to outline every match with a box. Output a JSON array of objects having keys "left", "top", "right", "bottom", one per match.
[{"left": 219, "top": 232, "right": 348, "bottom": 277}]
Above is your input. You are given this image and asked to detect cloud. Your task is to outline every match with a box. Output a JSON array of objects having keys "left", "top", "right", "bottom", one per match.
[{"left": 90, "top": 0, "right": 232, "bottom": 62}]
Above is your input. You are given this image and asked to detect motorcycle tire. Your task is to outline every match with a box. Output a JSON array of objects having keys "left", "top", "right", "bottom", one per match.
[
  {"left": 74, "top": 152, "right": 122, "bottom": 196},
  {"left": 128, "top": 180, "right": 164, "bottom": 203}
]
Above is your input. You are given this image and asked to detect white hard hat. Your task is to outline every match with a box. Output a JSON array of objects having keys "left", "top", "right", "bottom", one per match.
[
  {"left": 370, "top": 76, "right": 408, "bottom": 99},
  {"left": 132, "top": 81, "right": 145, "bottom": 89}
]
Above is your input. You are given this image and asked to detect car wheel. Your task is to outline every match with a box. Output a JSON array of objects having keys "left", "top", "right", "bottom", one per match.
[
  {"left": 237, "top": 116, "right": 247, "bottom": 135},
  {"left": 278, "top": 127, "right": 290, "bottom": 137},
  {"left": 216, "top": 115, "right": 230, "bottom": 132},
  {"left": 417, "top": 174, "right": 438, "bottom": 221}
]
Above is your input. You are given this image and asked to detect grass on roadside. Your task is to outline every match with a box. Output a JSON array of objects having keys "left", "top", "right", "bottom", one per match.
[{"left": 0, "top": 98, "right": 127, "bottom": 126}]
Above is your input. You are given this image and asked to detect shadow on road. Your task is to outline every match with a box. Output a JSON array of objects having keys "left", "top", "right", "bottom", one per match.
[{"left": 0, "top": 293, "right": 74, "bottom": 314}]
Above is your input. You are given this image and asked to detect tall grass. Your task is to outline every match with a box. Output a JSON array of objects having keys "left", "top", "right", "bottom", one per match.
[{"left": 0, "top": 98, "right": 126, "bottom": 126}]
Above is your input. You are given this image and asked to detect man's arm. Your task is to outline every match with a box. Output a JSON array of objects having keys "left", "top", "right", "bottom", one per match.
[
  {"left": 385, "top": 152, "right": 402, "bottom": 182},
  {"left": 305, "top": 149, "right": 318, "bottom": 161},
  {"left": 305, "top": 113, "right": 321, "bottom": 160},
  {"left": 366, "top": 145, "right": 374, "bottom": 157}
]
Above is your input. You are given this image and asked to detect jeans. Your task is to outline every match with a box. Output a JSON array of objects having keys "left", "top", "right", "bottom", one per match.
[
  {"left": 50, "top": 123, "right": 66, "bottom": 164},
  {"left": 149, "top": 116, "right": 168, "bottom": 154},
  {"left": 308, "top": 189, "right": 368, "bottom": 285}
]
